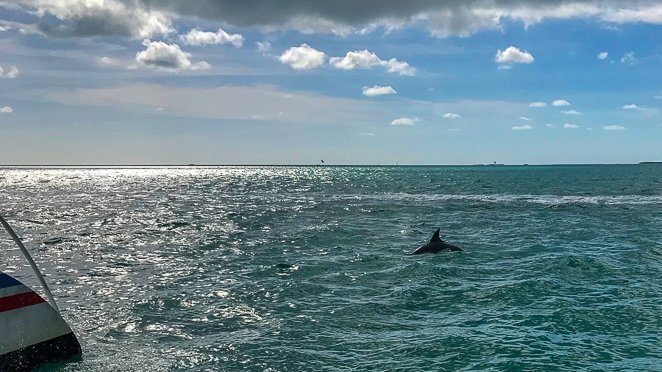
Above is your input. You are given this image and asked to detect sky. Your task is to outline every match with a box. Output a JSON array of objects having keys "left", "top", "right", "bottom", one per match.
[{"left": 0, "top": 0, "right": 660, "bottom": 165}]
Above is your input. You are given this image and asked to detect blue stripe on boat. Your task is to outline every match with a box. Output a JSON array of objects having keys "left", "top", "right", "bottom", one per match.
[{"left": 0, "top": 273, "right": 22, "bottom": 289}]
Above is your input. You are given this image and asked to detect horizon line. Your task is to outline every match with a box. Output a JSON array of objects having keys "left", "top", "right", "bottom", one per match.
[{"left": 0, "top": 162, "right": 659, "bottom": 168}]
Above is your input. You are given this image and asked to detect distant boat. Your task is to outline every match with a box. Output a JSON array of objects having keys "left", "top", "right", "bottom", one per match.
[{"left": 1, "top": 214, "right": 81, "bottom": 370}]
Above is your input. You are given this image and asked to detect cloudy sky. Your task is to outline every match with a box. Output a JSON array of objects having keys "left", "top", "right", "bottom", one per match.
[{"left": 0, "top": 0, "right": 660, "bottom": 164}]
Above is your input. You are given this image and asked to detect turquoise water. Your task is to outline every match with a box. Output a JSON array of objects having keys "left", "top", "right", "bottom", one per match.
[{"left": 1, "top": 165, "right": 661, "bottom": 371}]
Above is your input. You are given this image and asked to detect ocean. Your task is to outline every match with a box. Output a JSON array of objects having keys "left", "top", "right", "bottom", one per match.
[{"left": 1, "top": 165, "right": 660, "bottom": 371}]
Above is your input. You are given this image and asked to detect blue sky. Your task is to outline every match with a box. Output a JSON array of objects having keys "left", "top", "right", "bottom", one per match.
[{"left": 0, "top": 1, "right": 660, "bottom": 164}]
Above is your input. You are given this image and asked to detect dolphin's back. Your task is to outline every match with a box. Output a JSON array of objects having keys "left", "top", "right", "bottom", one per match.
[{"left": 410, "top": 229, "right": 462, "bottom": 254}]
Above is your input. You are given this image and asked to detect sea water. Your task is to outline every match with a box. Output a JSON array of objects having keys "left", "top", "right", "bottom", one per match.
[{"left": 0, "top": 165, "right": 660, "bottom": 371}]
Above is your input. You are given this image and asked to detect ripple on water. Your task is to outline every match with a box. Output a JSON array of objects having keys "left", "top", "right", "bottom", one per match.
[{"left": 0, "top": 166, "right": 660, "bottom": 371}]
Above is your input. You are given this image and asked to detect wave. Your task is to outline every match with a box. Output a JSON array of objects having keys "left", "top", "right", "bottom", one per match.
[{"left": 333, "top": 193, "right": 662, "bottom": 206}]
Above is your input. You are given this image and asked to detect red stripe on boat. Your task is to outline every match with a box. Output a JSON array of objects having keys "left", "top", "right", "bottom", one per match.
[{"left": 0, "top": 291, "right": 45, "bottom": 313}]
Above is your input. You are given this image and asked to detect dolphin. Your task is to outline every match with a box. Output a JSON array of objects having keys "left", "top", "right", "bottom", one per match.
[{"left": 410, "top": 229, "right": 462, "bottom": 254}]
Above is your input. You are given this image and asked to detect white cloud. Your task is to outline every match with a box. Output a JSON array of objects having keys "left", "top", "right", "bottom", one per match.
[
  {"left": 0, "top": 65, "right": 19, "bottom": 79},
  {"left": 135, "top": 40, "right": 210, "bottom": 72},
  {"left": 359, "top": 132, "right": 376, "bottom": 136},
  {"left": 597, "top": 51, "right": 608, "bottom": 60},
  {"left": 0, "top": 19, "right": 42, "bottom": 35},
  {"left": 602, "top": 6, "right": 662, "bottom": 25},
  {"left": 362, "top": 85, "right": 397, "bottom": 97},
  {"left": 443, "top": 112, "right": 461, "bottom": 119},
  {"left": 279, "top": 44, "right": 326, "bottom": 70},
  {"left": 546, "top": 123, "right": 555, "bottom": 127},
  {"left": 98, "top": 56, "right": 122, "bottom": 67},
  {"left": 621, "top": 51, "right": 636, "bottom": 64},
  {"left": 552, "top": 99, "right": 571, "bottom": 107},
  {"left": 390, "top": 117, "right": 418, "bottom": 126},
  {"left": 330, "top": 49, "right": 381, "bottom": 70},
  {"left": 181, "top": 28, "right": 244, "bottom": 47},
  {"left": 529, "top": 101, "right": 547, "bottom": 107},
  {"left": 622, "top": 103, "right": 640, "bottom": 110},
  {"left": 519, "top": 116, "right": 531, "bottom": 121},
  {"left": 564, "top": 123, "right": 580, "bottom": 129},
  {"left": 495, "top": 46, "right": 534, "bottom": 65},
  {"left": 0, "top": 106, "right": 13, "bottom": 113},
  {"left": 256, "top": 41, "right": 271, "bottom": 54},
  {"left": 562, "top": 109, "right": 581, "bottom": 115},
  {"left": 330, "top": 50, "right": 415, "bottom": 75},
  {"left": 381, "top": 58, "right": 416, "bottom": 76},
  {"left": 604, "top": 125, "right": 626, "bottom": 131},
  {"left": 20, "top": 0, "right": 172, "bottom": 38},
  {"left": 511, "top": 124, "right": 532, "bottom": 130}
]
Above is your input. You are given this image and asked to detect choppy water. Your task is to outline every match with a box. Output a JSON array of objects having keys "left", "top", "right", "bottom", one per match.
[{"left": 1, "top": 165, "right": 661, "bottom": 371}]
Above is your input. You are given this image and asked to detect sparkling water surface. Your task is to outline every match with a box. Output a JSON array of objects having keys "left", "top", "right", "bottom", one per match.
[{"left": 0, "top": 165, "right": 660, "bottom": 371}]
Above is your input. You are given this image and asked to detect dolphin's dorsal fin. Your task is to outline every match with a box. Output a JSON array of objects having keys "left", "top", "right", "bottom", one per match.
[{"left": 430, "top": 228, "right": 441, "bottom": 242}]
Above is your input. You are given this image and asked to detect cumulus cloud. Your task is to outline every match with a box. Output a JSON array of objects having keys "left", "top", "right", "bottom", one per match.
[
  {"left": 564, "top": 123, "right": 580, "bottom": 129},
  {"left": 519, "top": 116, "right": 531, "bottom": 121},
  {"left": 604, "top": 125, "right": 625, "bottom": 130},
  {"left": 330, "top": 50, "right": 381, "bottom": 70},
  {"left": 529, "top": 101, "right": 547, "bottom": 107},
  {"left": 597, "top": 51, "right": 608, "bottom": 59},
  {"left": 622, "top": 103, "right": 640, "bottom": 110},
  {"left": 381, "top": 58, "right": 416, "bottom": 76},
  {"left": 511, "top": 124, "right": 532, "bottom": 130},
  {"left": 362, "top": 85, "right": 397, "bottom": 97},
  {"left": 135, "top": 40, "right": 210, "bottom": 72},
  {"left": 0, "top": 106, "right": 13, "bottom": 113},
  {"left": 443, "top": 112, "right": 461, "bottom": 119},
  {"left": 495, "top": 46, "right": 534, "bottom": 65},
  {"left": 562, "top": 109, "right": 581, "bottom": 115},
  {"left": 552, "top": 99, "right": 571, "bottom": 107},
  {"left": 16, "top": 0, "right": 172, "bottom": 38},
  {"left": 329, "top": 50, "right": 415, "bottom": 75},
  {"left": 620, "top": 51, "right": 636, "bottom": 64},
  {"left": 181, "top": 28, "right": 244, "bottom": 47},
  {"left": 0, "top": 65, "right": 19, "bottom": 79},
  {"left": 279, "top": 44, "right": 326, "bottom": 70},
  {"left": 390, "top": 117, "right": 418, "bottom": 126}
]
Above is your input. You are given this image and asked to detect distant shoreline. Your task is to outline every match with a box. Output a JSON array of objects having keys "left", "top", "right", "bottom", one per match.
[{"left": 0, "top": 163, "right": 658, "bottom": 168}]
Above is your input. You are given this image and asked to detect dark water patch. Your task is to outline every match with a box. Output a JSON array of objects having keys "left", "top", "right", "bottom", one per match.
[
  {"left": 158, "top": 221, "right": 190, "bottom": 230},
  {"left": 42, "top": 236, "right": 71, "bottom": 245}
]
